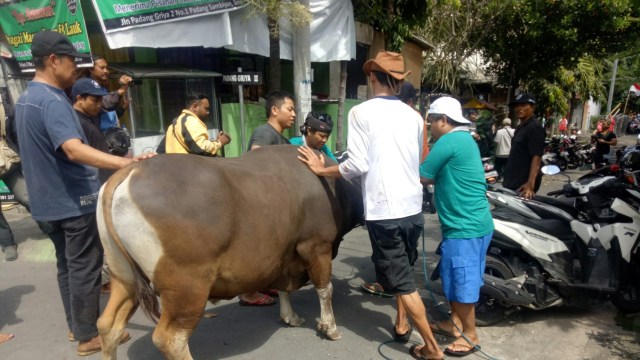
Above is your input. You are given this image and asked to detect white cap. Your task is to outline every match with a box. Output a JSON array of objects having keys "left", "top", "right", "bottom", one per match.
[{"left": 427, "top": 97, "right": 470, "bottom": 124}]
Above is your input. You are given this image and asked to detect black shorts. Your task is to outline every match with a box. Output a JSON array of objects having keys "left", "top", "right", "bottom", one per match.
[{"left": 366, "top": 212, "right": 424, "bottom": 295}]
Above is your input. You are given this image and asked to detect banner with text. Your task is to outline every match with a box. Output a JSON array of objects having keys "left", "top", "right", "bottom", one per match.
[
  {"left": 92, "top": 0, "right": 247, "bottom": 34},
  {"left": 0, "top": 0, "right": 92, "bottom": 72}
]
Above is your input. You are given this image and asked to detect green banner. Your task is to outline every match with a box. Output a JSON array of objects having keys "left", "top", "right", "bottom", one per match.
[
  {"left": 0, "top": 0, "right": 92, "bottom": 72},
  {"left": 92, "top": 0, "right": 247, "bottom": 33}
]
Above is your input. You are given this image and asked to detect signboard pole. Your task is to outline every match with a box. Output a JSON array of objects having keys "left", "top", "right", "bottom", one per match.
[
  {"left": 221, "top": 69, "right": 261, "bottom": 155},
  {"left": 238, "top": 67, "right": 246, "bottom": 154}
]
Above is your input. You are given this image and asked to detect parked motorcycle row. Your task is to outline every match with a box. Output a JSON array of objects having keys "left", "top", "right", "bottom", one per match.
[
  {"left": 473, "top": 151, "right": 640, "bottom": 326},
  {"left": 542, "top": 135, "right": 595, "bottom": 171}
]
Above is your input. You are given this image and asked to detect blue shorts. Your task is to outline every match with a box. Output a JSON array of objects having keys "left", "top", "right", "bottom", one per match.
[{"left": 440, "top": 233, "right": 493, "bottom": 303}]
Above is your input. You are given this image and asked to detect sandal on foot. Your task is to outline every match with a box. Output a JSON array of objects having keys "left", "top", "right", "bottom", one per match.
[
  {"left": 409, "top": 344, "right": 444, "bottom": 360},
  {"left": 444, "top": 343, "right": 480, "bottom": 357},
  {"left": 239, "top": 294, "right": 277, "bottom": 306},
  {"left": 429, "top": 321, "right": 459, "bottom": 338},
  {"left": 260, "top": 289, "right": 280, "bottom": 297},
  {"left": 360, "top": 282, "right": 393, "bottom": 298},
  {"left": 394, "top": 324, "right": 413, "bottom": 343},
  {"left": 0, "top": 333, "right": 14, "bottom": 344},
  {"left": 77, "top": 331, "right": 131, "bottom": 356}
]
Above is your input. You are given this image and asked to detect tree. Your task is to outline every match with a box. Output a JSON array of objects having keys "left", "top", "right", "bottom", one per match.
[
  {"left": 417, "top": 0, "right": 510, "bottom": 94},
  {"left": 479, "top": 0, "right": 640, "bottom": 97},
  {"left": 245, "top": 0, "right": 311, "bottom": 92},
  {"left": 352, "top": 0, "right": 431, "bottom": 51},
  {"left": 528, "top": 56, "right": 607, "bottom": 122}
]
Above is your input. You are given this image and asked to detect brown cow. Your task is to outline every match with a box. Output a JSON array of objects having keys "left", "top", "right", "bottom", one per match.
[{"left": 95, "top": 145, "right": 363, "bottom": 360}]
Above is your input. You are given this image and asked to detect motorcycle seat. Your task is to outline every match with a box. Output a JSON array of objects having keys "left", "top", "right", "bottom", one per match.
[
  {"left": 531, "top": 195, "right": 578, "bottom": 220},
  {"left": 493, "top": 208, "right": 575, "bottom": 246}
]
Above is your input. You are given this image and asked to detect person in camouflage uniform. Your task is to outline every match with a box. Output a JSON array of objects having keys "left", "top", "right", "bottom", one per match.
[{"left": 471, "top": 109, "right": 496, "bottom": 158}]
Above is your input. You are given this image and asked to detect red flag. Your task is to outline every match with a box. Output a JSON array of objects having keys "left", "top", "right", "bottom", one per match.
[{"left": 630, "top": 83, "right": 640, "bottom": 96}]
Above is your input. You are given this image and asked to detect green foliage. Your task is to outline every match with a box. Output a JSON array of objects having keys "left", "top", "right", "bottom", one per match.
[
  {"left": 244, "top": 0, "right": 312, "bottom": 35},
  {"left": 418, "top": 0, "right": 514, "bottom": 93},
  {"left": 479, "top": 0, "right": 639, "bottom": 88},
  {"left": 352, "top": 0, "right": 431, "bottom": 51},
  {"left": 527, "top": 56, "right": 607, "bottom": 116}
]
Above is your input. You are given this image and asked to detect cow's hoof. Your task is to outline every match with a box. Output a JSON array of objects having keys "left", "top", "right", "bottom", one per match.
[
  {"left": 317, "top": 323, "right": 341, "bottom": 340},
  {"left": 281, "top": 314, "right": 305, "bottom": 327}
]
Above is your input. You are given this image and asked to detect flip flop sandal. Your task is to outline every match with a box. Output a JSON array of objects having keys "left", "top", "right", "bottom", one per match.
[
  {"left": 429, "top": 322, "right": 459, "bottom": 338},
  {"left": 360, "top": 282, "right": 393, "bottom": 298},
  {"left": 409, "top": 344, "right": 445, "bottom": 360},
  {"left": 260, "top": 289, "right": 280, "bottom": 297},
  {"left": 394, "top": 324, "right": 413, "bottom": 343},
  {"left": 444, "top": 344, "right": 480, "bottom": 357},
  {"left": 239, "top": 294, "right": 277, "bottom": 306}
]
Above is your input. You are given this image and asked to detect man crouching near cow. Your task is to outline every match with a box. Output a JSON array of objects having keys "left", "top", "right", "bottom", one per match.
[
  {"left": 298, "top": 51, "right": 443, "bottom": 360},
  {"left": 14, "top": 31, "right": 154, "bottom": 356}
]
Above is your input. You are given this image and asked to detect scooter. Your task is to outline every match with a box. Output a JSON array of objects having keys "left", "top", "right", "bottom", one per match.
[
  {"left": 482, "top": 157, "right": 498, "bottom": 184},
  {"left": 477, "top": 165, "right": 640, "bottom": 326}
]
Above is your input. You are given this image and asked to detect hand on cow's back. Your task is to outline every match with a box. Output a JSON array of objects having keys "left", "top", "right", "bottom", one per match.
[
  {"left": 298, "top": 146, "right": 339, "bottom": 177},
  {"left": 132, "top": 152, "right": 158, "bottom": 163}
]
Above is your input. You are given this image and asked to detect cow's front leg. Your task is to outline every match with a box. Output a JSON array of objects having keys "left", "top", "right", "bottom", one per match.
[
  {"left": 315, "top": 282, "right": 341, "bottom": 340},
  {"left": 279, "top": 291, "right": 305, "bottom": 326}
]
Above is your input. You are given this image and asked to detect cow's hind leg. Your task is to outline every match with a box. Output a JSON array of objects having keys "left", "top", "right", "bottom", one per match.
[
  {"left": 315, "top": 282, "right": 340, "bottom": 340},
  {"left": 152, "top": 286, "right": 208, "bottom": 360},
  {"left": 307, "top": 253, "right": 341, "bottom": 340},
  {"left": 98, "top": 276, "right": 138, "bottom": 360},
  {"left": 279, "top": 291, "right": 305, "bottom": 326}
]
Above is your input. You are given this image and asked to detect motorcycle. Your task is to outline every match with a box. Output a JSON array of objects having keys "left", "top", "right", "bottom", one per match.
[
  {"left": 476, "top": 164, "right": 640, "bottom": 326},
  {"left": 542, "top": 137, "right": 567, "bottom": 171},
  {"left": 576, "top": 143, "right": 594, "bottom": 168},
  {"left": 482, "top": 157, "right": 498, "bottom": 184}
]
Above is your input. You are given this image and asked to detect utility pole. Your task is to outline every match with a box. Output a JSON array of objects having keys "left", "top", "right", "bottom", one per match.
[
  {"left": 292, "top": 0, "right": 311, "bottom": 136},
  {"left": 606, "top": 59, "right": 619, "bottom": 115}
]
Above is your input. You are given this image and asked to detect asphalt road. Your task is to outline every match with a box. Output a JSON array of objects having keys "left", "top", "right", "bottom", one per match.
[{"left": 1, "top": 144, "right": 639, "bottom": 359}]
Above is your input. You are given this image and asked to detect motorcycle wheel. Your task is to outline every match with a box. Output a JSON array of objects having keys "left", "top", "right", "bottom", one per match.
[
  {"left": 475, "top": 254, "right": 515, "bottom": 327},
  {"left": 611, "top": 279, "right": 640, "bottom": 314},
  {"left": 556, "top": 158, "right": 568, "bottom": 171}
]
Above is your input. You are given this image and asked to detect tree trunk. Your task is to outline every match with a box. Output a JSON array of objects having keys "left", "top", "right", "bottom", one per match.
[
  {"left": 292, "top": 0, "right": 311, "bottom": 136},
  {"left": 568, "top": 91, "right": 576, "bottom": 130},
  {"left": 268, "top": 16, "right": 281, "bottom": 92},
  {"left": 337, "top": 61, "right": 347, "bottom": 151}
]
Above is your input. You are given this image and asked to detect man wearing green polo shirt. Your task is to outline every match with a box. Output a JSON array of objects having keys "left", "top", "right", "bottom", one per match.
[{"left": 420, "top": 96, "right": 493, "bottom": 357}]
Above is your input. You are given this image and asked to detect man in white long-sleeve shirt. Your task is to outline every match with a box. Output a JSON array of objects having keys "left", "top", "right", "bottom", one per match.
[{"left": 298, "top": 51, "right": 443, "bottom": 360}]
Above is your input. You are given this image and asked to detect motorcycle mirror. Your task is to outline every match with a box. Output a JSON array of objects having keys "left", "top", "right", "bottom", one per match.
[{"left": 541, "top": 165, "right": 561, "bottom": 175}]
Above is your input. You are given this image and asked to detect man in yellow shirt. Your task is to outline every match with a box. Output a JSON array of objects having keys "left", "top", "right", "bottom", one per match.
[{"left": 165, "top": 93, "right": 230, "bottom": 155}]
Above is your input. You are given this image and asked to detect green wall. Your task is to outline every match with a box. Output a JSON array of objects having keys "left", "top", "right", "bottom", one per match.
[{"left": 220, "top": 99, "right": 363, "bottom": 158}]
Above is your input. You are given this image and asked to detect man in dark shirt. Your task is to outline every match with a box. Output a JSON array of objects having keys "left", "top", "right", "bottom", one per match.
[
  {"left": 591, "top": 118, "right": 617, "bottom": 168},
  {"left": 247, "top": 90, "right": 295, "bottom": 150},
  {"left": 238, "top": 90, "right": 296, "bottom": 306},
  {"left": 502, "top": 94, "right": 545, "bottom": 199},
  {"left": 72, "top": 78, "right": 112, "bottom": 183},
  {"left": 15, "top": 31, "right": 150, "bottom": 355}
]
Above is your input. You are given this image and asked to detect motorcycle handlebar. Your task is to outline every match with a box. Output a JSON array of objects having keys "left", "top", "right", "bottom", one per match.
[{"left": 546, "top": 189, "right": 564, "bottom": 196}]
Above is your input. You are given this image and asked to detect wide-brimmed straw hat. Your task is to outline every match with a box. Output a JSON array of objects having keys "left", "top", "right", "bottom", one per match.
[{"left": 363, "top": 51, "right": 411, "bottom": 80}]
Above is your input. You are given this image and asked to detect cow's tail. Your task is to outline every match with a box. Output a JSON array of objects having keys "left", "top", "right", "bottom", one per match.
[{"left": 101, "top": 165, "right": 161, "bottom": 323}]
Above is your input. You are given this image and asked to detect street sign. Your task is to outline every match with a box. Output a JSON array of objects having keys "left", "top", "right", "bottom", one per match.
[{"left": 221, "top": 72, "right": 262, "bottom": 85}]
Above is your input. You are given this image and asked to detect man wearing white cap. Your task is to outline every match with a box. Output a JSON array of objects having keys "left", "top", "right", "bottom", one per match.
[
  {"left": 298, "top": 51, "right": 442, "bottom": 360},
  {"left": 419, "top": 96, "right": 493, "bottom": 357}
]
